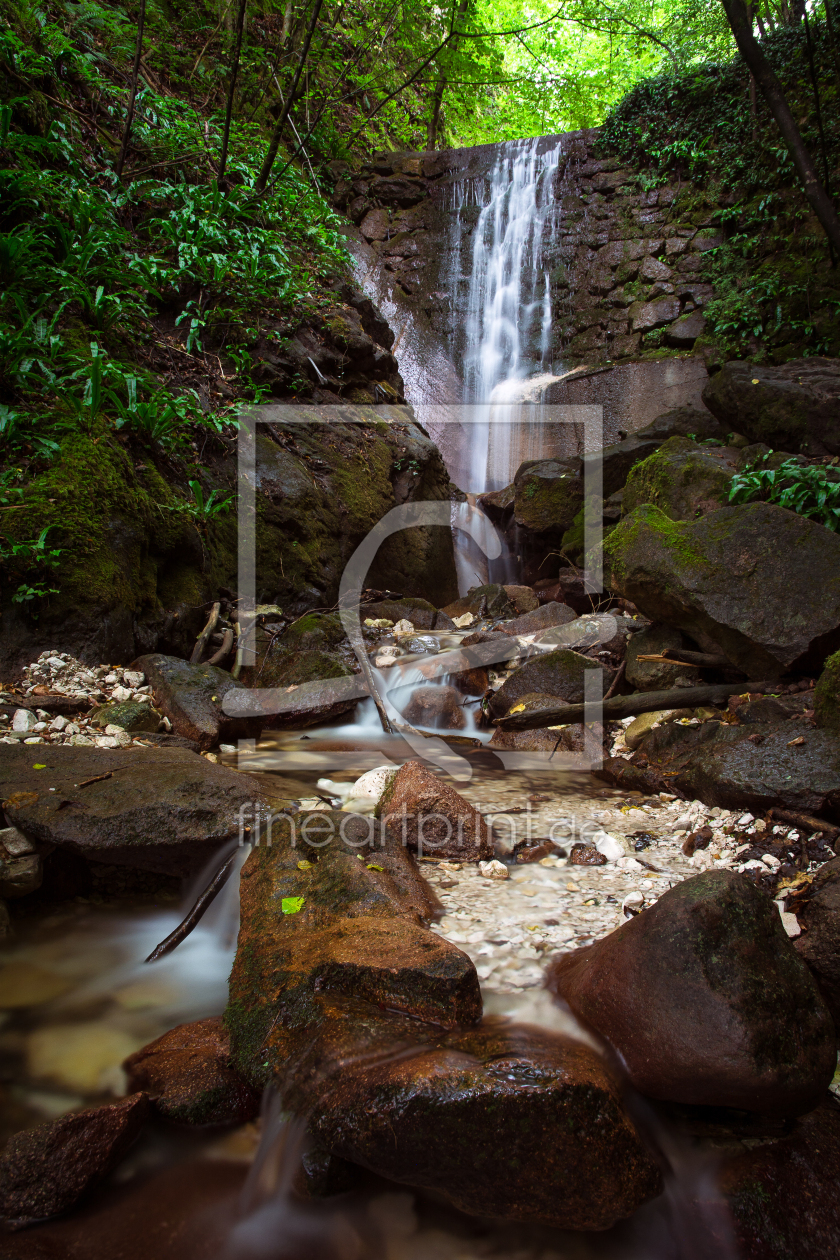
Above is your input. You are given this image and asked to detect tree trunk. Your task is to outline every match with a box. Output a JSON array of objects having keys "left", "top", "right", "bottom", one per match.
[
  {"left": 494, "top": 680, "right": 778, "bottom": 731},
  {"left": 115, "top": 0, "right": 147, "bottom": 177},
  {"left": 218, "top": 0, "right": 248, "bottom": 181},
  {"left": 720, "top": 0, "right": 840, "bottom": 256},
  {"left": 255, "top": 0, "right": 324, "bottom": 193},
  {"left": 425, "top": 0, "right": 470, "bottom": 151}
]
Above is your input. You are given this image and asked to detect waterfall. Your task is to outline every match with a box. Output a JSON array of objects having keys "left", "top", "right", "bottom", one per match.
[{"left": 452, "top": 136, "right": 563, "bottom": 492}]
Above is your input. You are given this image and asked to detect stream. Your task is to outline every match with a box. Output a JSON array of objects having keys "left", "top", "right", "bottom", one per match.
[{"left": 0, "top": 136, "right": 752, "bottom": 1257}]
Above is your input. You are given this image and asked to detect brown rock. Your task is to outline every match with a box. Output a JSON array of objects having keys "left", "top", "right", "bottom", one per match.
[
  {"left": 401, "top": 685, "right": 467, "bottom": 730},
  {"left": 279, "top": 996, "right": 662, "bottom": 1231},
  {"left": 226, "top": 810, "right": 481, "bottom": 1085},
  {"left": 489, "top": 726, "right": 560, "bottom": 752},
  {"left": 569, "top": 843, "right": 607, "bottom": 866},
  {"left": 123, "top": 1017, "right": 260, "bottom": 1126},
  {"left": 515, "top": 840, "right": 563, "bottom": 862},
  {"left": 547, "top": 871, "right": 836, "bottom": 1115},
  {"left": 500, "top": 602, "right": 578, "bottom": 636},
  {"left": 535, "top": 570, "right": 603, "bottom": 614},
  {"left": 377, "top": 760, "right": 494, "bottom": 861},
  {"left": 487, "top": 648, "right": 610, "bottom": 720},
  {"left": 720, "top": 1101, "right": 840, "bottom": 1260},
  {"left": 0, "top": 1093, "right": 149, "bottom": 1227},
  {"left": 132, "top": 654, "right": 264, "bottom": 751},
  {"left": 358, "top": 207, "right": 390, "bottom": 240},
  {"left": 502, "top": 585, "right": 539, "bottom": 614},
  {"left": 449, "top": 664, "right": 489, "bottom": 696}
]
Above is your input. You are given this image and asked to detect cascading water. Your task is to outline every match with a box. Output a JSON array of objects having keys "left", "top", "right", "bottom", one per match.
[{"left": 448, "top": 135, "right": 563, "bottom": 493}]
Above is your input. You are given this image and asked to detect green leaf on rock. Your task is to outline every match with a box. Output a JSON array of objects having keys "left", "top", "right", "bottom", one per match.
[
  {"left": 281, "top": 896, "right": 304, "bottom": 914},
  {"left": 366, "top": 864, "right": 384, "bottom": 871}
]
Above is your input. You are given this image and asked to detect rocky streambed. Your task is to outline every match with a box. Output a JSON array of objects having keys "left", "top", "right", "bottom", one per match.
[{"left": 4, "top": 373, "right": 840, "bottom": 1256}]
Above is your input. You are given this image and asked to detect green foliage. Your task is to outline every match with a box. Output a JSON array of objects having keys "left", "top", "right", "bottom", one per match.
[
  {"left": 728, "top": 454, "right": 840, "bottom": 531},
  {"left": 0, "top": 525, "right": 62, "bottom": 611},
  {"left": 165, "top": 479, "right": 235, "bottom": 522}
]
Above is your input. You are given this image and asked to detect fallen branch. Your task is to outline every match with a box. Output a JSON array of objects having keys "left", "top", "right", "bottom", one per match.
[
  {"left": 495, "top": 681, "right": 777, "bottom": 731},
  {"left": 768, "top": 808, "right": 840, "bottom": 840},
  {"left": 190, "top": 601, "right": 221, "bottom": 665},
  {"left": 661, "top": 648, "right": 734, "bottom": 668},
  {"left": 145, "top": 848, "right": 238, "bottom": 962},
  {"left": 207, "top": 627, "right": 235, "bottom": 666},
  {"left": 603, "top": 660, "right": 626, "bottom": 699}
]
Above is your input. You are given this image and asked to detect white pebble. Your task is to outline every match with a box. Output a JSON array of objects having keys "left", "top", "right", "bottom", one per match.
[
  {"left": 49, "top": 715, "right": 68, "bottom": 733},
  {"left": 479, "top": 860, "right": 509, "bottom": 880},
  {"left": 738, "top": 813, "right": 755, "bottom": 826},
  {"left": 11, "top": 709, "right": 38, "bottom": 732}
]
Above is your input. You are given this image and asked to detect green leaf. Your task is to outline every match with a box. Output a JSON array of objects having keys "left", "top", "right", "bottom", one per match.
[{"left": 281, "top": 896, "right": 304, "bottom": 915}]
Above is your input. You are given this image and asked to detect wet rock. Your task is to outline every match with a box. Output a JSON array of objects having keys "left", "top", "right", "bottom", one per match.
[
  {"left": 499, "top": 602, "right": 578, "bottom": 636},
  {"left": 793, "top": 857, "right": 840, "bottom": 1025},
  {"left": 569, "top": 843, "right": 608, "bottom": 866},
  {"left": 703, "top": 357, "right": 840, "bottom": 455},
  {"left": 132, "top": 655, "right": 264, "bottom": 751},
  {"left": 640, "top": 720, "right": 840, "bottom": 817},
  {"left": 622, "top": 437, "right": 740, "bottom": 521},
  {"left": 623, "top": 707, "right": 690, "bottom": 750},
  {"left": 513, "top": 459, "right": 583, "bottom": 535},
  {"left": 279, "top": 997, "right": 661, "bottom": 1231},
  {"left": 123, "top": 1017, "right": 260, "bottom": 1126},
  {"left": 625, "top": 623, "right": 701, "bottom": 690},
  {"left": 361, "top": 597, "right": 455, "bottom": 631},
  {"left": 720, "top": 1101, "right": 840, "bottom": 1260},
  {"left": 401, "top": 685, "right": 467, "bottom": 730},
  {"left": 629, "top": 296, "right": 681, "bottom": 332},
  {"left": 0, "top": 744, "right": 290, "bottom": 877},
  {"left": 487, "top": 648, "right": 611, "bottom": 719},
  {"left": 448, "top": 662, "right": 490, "bottom": 696},
  {"left": 547, "top": 871, "right": 836, "bottom": 1115},
  {"left": 535, "top": 570, "right": 604, "bottom": 614},
  {"left": 442, "top": 583, "right": 516, "bottom": 620},
  {"left": 376, "top": 760, "right": 494, "bottom": 862},
  {"left": 245, "top": 649, "right": 358, "bottom": 728},
  {"left": 581, "top": 433, "right": 664, "bottom": 499},
  {"left": 226, "top": 811, "right": 481, "bottom": 1082},
  {"left": 634, "top": 406, "right": 727, "bottom": 444},
  {"left": 476, "top": 483, "right": 515, "bottom": 523},
  {"left": 0, "top": 1093, "right": 149, "bottom": 1228},
  {"left": 358, "top": 207, "right": 391, "bottom": 240},
  {"left": 604, "top": 502, "right": 840, "bottom": 678},
  {"left": 90, "top": 699, "right": 161, "bottom": 733},
  {"left": 489, "top": 725, "right": 562, "bottom": 752},
  {"left": 0, "top": 849, "right": 41, "bottom": 899},
  {"left": 502, "top": 584, "right": 539, "bottom": 614}
]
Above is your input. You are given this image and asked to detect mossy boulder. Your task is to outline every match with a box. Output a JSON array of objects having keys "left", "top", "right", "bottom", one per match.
[
  {"left": 513, "top": 459, "right": 583, "bottom": 535},
  {"left": 133, "top": 654, "right": 263, "bottom": 750},
  {"left": 703, "top": 358, "right": 840, "bottom": 455},
  {"left": 487, "top": 648, "right": 611, "bottom": 719},
  {"left": 604, "top": 502, "right": 840, "bottom": 679},
  {"left": 622, "top": 436, "right": 739, "bottom": 521},
  {"left": 815, "top": 650, "right": 840, "bottom": 734},
  {"left": 560, "top": 499, "right": 616, "bottom": 564},
  {"left": 276, "top": 613, "right": 346, "bottom": 651},
  {"left": 91, "top": 700, "right": 161, "bottom": 733}
]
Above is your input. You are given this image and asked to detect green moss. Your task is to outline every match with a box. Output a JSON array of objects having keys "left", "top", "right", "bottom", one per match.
[
  {"left": 604, "top": 503, "right": 712, "bottom": 586},
  {"left": 815, "top": 650, "right": 840, "bottom": 734},
  {"left": 514, "top": 470, "right": 583, "bottom": 534}
]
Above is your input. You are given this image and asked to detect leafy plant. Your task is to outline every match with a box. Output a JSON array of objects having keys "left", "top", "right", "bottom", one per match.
[
  {"left": 728, "top": 455, "right": 840, "bottom": 531},
  {"left": 0, "top": 526, "right": 62, "bottom": 614}
]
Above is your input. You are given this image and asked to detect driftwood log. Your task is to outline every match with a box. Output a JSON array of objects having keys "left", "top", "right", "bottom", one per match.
[{"left": 494, "top": 681, "right": 777, "bottom": 731}]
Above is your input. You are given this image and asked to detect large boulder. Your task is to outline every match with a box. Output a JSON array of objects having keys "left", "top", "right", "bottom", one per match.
[
  {"left": 580, "top": 409, "right": 725, "bottom": 500},
  {"left": 123, "top": 1018, "right": 259, "bottom": 1126},
  {"left": 621, "top": 436, "right": 740, "bottom": 520},
  {"left": 703, "top": 358, "right": 840, "bottom": 455},
  {"left": 0, "top": 1093, "right": 149, "bottom": 1228},
  {"left": 487, "top": 647, "right": 611, "bottom": 719},
  {"left": 362, "top": 596, "right": 455, "bottom": 631},
  {"left": 499, "top": 602, "right": 578, "bottom": 636},
  {"left": 604, "top": 502, "right": 840, "bottom": 679},
  {"left": 625, "top": 622, "right": 701, "bottom": 690},
  {"left": 400, "top": 685, "right": 467, "bottom": 730},
  {"left": 132, "top": 655, "right": 264, "bottom": 750},
  {"left": 274, "top": 612, "right": 347, "bottom": 651},
  {"left": 547, "top": 871, "right": 836, "bottom": 1115},
  {"left": 281, "top": 997, "right": 661, "bottom": 1231},
  {"left": 720, "top": 1102, "right": 840, "bottom": 1260},
  {"left": 376, "top": 760, "right": 494, "bottom": 861},
  {"left": 0, "top": 745, "right": 291, "bottom": 876},
  {"left": 513, "top": 459, "right": 583, "bottom": 535},
  {"left": 637, "top": 719, "right": 840, "bottom": 818},
  {"left": 794, "top": 857, "right": 840, "bottom": 1025}
]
